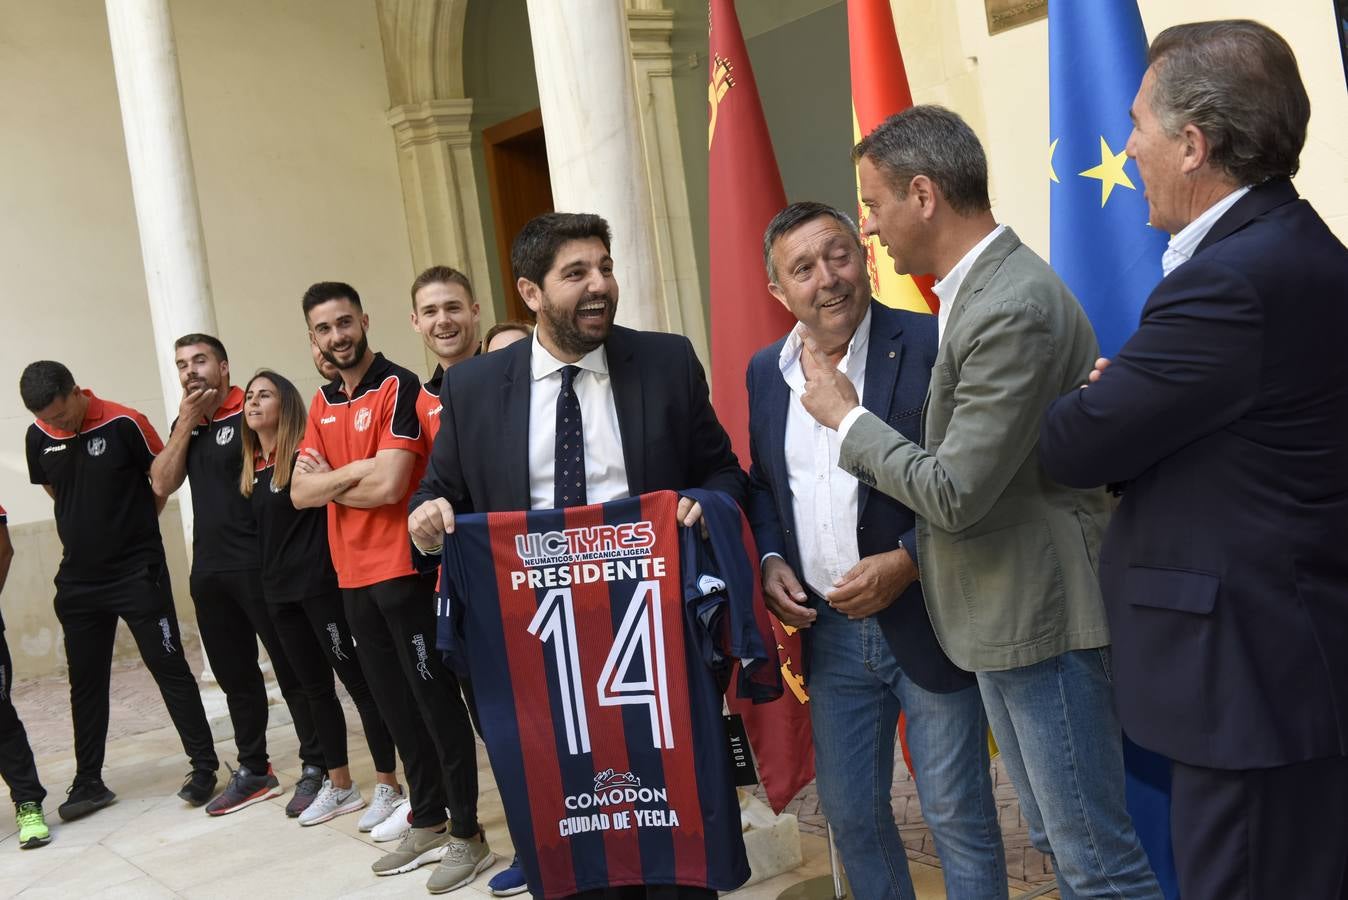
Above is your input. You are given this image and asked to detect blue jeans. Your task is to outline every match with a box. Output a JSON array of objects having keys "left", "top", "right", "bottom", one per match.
[
  {"left": 977, "top": 649, "right": 1163, "bottom": 900},
  {"left": 809, "top": 602, "right": 1006, "bottom": 900}
]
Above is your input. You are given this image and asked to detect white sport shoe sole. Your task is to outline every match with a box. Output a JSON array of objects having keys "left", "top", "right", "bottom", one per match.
[
  {"left": 374, "top": 844, "right": 449, "bottom": 876},
  {"left": 298, "top": 794, "right": 367, "bottom": 827}
]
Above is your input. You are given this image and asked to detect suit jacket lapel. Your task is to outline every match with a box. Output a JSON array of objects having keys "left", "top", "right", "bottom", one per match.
[
  {"left": 859, "top": 302, "right": 901, "bottom": 517},
  {"left": 500, "top": 343, "right": 532, "bottom": 510},
  {"left": 606, "top": 328, "right": 645, "bottom": 495},
  {"left": 761, "top": 352, "right": 793, "bottom": 526},
  {"left": 941, "top": 226, "right": 1022, "bottom": 340}
]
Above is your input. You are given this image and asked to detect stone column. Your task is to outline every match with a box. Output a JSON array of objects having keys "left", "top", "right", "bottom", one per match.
[
  {"left": 105, "top": 0, "right": 215, "bottom": 542},
  {"left": 387, "top": 98, "right": 498, "bottom": 371},
  {"left": 105, "top": 0, "right": 221, "bottom": 687},
  {"left": 626, "top": 0, "right": 708, "bottom": 360},
  {"left": 524, "top": 0, "right": 665, "bottom": 332}
]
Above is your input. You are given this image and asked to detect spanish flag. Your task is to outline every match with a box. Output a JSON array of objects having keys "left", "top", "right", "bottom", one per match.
[
  {"left": 848, "top": 0, "right": 938, "bottom": 313},
  {"left": 708, "top": 0, "right": 813, "bottom": 815}
]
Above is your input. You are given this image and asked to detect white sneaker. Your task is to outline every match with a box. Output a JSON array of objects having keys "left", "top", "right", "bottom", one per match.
[
  {"left": 297, "top": 779, "right": 365, "bottom": 826},
  {"left": 359, "top": 782, "right": 406, "bottom": 832},
  {"left": 371, "top": 797, "right": 413, "bottom": 842}
]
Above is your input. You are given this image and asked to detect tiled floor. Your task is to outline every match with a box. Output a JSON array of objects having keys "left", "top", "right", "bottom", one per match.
[{"left": 2, "top": 658, "right": 1055, "bottom": 898}]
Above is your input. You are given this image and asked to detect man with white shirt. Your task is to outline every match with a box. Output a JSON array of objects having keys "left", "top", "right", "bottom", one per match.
[
  {"left": 1041, "top": 21, "right": 1348, "bottom": 897},
  {"left": 408, "top": 211, "right": 746, "bottom": 899},
  {"left": 747, "top": 201, "right": 1004, "bottom": 900},
  {"left": 800, "top": 107, "right": 1161, "bottom": 898}
]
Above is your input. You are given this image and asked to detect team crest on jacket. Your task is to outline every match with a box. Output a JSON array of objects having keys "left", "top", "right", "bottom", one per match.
[
  {"left": 354, "top": 407, "right": 373, "bottom": 432},
  {"left": 215, "top": 425, "right": 234, "bottom": 446},
  {"left": 86, "top": 436, "right": 107, "bottom": 457}
]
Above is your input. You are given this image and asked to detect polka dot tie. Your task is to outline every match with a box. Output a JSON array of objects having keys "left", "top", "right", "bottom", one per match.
[{"left": 554, "top": 365, "right": 587, "bottom": 509}]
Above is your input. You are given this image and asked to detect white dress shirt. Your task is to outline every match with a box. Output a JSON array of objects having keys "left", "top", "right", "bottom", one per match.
[
  {"left": 775, "top": 307, "right": 871, "bottom": 598},
  {"left": 1161, "top": 186, "right": 1250, "bottom": 277},
  {"left": 528, "top": 332, "right": 629, "bottom": 510},
  {"left": 837, "top": 226, "right": 1006, "bottom": 442}
]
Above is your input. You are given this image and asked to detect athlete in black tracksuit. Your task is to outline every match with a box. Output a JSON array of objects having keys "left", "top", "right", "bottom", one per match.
[{"left": 21, "top": 364, "right": 217, "bottom": 822}]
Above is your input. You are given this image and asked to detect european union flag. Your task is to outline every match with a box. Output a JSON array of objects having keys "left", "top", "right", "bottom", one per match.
[
  {"left": 1050, "top": 0, "right": 1168, "bottom": 359},
  {"left": 1050, "top": 4, "right": 1180, "bottom": 898}
]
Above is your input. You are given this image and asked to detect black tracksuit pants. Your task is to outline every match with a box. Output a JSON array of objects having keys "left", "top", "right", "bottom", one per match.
[
  {"left": 0, "top": 629, "right": 45, "bottom": 806},
  {"left": 268, "top": 591, "right": 397, "bottom": 773},
  {"left": 55, "top": 565, "right": 217, "bottom": 782},
  {"left": 189, "top": 569, "right": 322, "bottom": 774},
  {"left": 345, "top": 573, "right": 478, "bottom": 832}
]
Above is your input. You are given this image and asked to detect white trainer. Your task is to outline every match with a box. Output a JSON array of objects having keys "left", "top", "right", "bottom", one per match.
[
  {"left": 297, "top": 779, "right": 365, "bottom": 826},
  {"left": 359, "top": 782, "right": 406, "bottom": 833},
  {"left": 371, "top": 797, "right": 414, "bottom": 842}
]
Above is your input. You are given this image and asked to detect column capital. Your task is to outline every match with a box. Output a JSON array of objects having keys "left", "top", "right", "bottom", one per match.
[
  {"left": 386, "top": 98, "right": 475, "bottom": 150},
  {"left": 627, "top": 7, "right": 675, "bottom": 61}
]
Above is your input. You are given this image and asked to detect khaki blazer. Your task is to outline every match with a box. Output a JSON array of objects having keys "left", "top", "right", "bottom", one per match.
[{"left": 839, "top": 228, "right": 1111, "bottom": 671}]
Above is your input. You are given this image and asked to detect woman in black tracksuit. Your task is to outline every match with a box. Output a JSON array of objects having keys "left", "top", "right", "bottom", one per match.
[{"left": 240, "top": 369, "right": 404, "bottom": 829}]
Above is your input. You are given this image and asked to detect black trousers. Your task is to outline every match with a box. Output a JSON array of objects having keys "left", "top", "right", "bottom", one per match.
[
  {"left": 345, "top": 573, "right": 478, "bottom": 832},
  {"left": 0, "top": 629, "right": 45, "bottom": 806},
  {"left": 55, "top": 565, "right": 217, "bottom": 782},
  {"left": 1172, "top": 754, "right": 1348, "bottom": 899},
  {"left": 189, "top": 569, "right": 322, "bottom": 773},
  {"left": 268, "top": 591, "right": 397, "bottom": 773}
]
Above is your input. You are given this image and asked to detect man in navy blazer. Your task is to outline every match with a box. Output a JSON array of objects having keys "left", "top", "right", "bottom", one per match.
[
  {"left": 1040, "top": 21, "right": 1348, "bottom": 899},
  {"left": 748, "top": 202, "right": 1004, "bottom": 900}
]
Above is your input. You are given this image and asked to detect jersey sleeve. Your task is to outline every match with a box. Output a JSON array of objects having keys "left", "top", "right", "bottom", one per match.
[
  {"left": 25, "top": 427, "right": 47, "bottom": 485},
  {"left": 436, "top": 540, "right": 468, "bottom": 675},
  {"left": 380, "top": 374, "right": 426, "bottom": 455},
  {"left": 0, "top": 503, "right": 7, "bottom": 524},
  {"left": 301, "top": 391, "right": 326, "bottom": 458},
  {"left": 126, "top": 410, "right": 165, "bottom": 470},
  {"left": 680, "top": 489, "right": 783, "bottom": 703}
]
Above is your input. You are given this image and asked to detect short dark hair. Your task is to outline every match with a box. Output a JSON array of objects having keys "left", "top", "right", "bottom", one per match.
[
  {"left": 853, "top": 105, "right": 991, "bottom": 216},
  {"left": 19, "top": 360, "right": 76, "bottom": 412},
  {"left": 1147, "top": 20, "right": 1309, "bottom": 184},
  {"left": 410, "top": 266, "right": 474, "bottom": 307},
  {"left": 173, "top": 333, "right": 228, "bottom": 362},
  {"left": 301, "top": 282, "right": 362, "bottom": 317},
  {"left": 510, "top": 213, "right": 612, "bottom": 287},
  {"left": 763, "top": 201, "right": 863, "bottom": 282}
]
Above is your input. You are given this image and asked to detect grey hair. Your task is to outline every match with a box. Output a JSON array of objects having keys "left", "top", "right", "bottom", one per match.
[
  {"left": 1147, "top": 20, "right": 1309, "bottom": 184},
  {"left": 763, "top": 201, "right": 863, "bottom": 282},
  {"left": 852, "top": 105, "right": 990, "bottom": 216}
]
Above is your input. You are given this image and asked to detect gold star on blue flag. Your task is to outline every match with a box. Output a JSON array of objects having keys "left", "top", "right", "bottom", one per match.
[{"left": 1050, "top": 0, "right": 1167, "bottom": 359}]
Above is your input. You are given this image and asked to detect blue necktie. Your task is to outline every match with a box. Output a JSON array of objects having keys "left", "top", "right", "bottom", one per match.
[{"left": 555, "top": 365, "right": 586, "bottom": 508}]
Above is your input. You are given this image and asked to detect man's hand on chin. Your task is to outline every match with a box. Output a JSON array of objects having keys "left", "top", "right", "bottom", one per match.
[{"left": 800, "top": 339, "right": 859, "bottom": 430}]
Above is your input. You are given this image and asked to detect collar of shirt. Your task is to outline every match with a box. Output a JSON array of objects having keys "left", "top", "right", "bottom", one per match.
[
  {"left": 778, "top": 305, "right": 872, "bottom": 395},
  {"left": 530, "top": 331, "right": 609, "bottom": 382},
  {"left": 1162, "top": 185, "right": 1251, "bottom": 277},
  {"left": 933, "top": 223, "right": 1006, "bottom": 344}
]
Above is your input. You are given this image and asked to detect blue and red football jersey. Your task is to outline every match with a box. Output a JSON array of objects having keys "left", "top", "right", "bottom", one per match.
[{"left": 437, "top": 490, "right": 780, "bottom": 899}]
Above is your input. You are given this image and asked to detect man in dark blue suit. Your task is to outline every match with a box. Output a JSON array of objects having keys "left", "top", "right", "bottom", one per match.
[
  {"left": 408, "top": 211, "right": 745, "bottom": 898},
  {"left": 1040, "top": 21, "right": 1348, "bottom": 899},
  {"left": 748, "top": 202, "right": 1004, "bottom": 900}
]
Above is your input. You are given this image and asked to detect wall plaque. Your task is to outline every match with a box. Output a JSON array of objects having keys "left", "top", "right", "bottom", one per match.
[{"left": 985, "top": 0, "right": 1047, "bottom": 35}]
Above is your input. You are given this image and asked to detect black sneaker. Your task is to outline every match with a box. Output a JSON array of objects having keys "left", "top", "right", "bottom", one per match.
[
  {"left": 178, "top": 768, "right": 218, "bottom": 806},
  {"left": 204, "top": 765, "right": 281, "bottom": 816},
  {"left": 58, "top": 779, "right": 116, "bottom": 822},
  {"left": 285, "top": 764, "right": 324, "bottom": 818}
]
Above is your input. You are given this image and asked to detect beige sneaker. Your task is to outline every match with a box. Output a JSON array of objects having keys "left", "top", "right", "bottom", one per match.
[
  {"left": 372, "top": 826, "right": 452, "bottom": 876},
  {"left": 425, "top": 831, "right": 493, "bottom": 894}
]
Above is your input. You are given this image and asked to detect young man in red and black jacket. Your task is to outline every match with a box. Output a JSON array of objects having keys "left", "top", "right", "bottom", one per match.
[
  {"left": 292, "top": 282, "right": 488, "bottom": 893},
  {"left": 20, "top": 360, "right": 217, "bottom": 823}
]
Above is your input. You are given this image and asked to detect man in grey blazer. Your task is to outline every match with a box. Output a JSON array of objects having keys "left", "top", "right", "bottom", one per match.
[{"left": 800, "top": 106, "right": 1161, "bottom": 899}]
